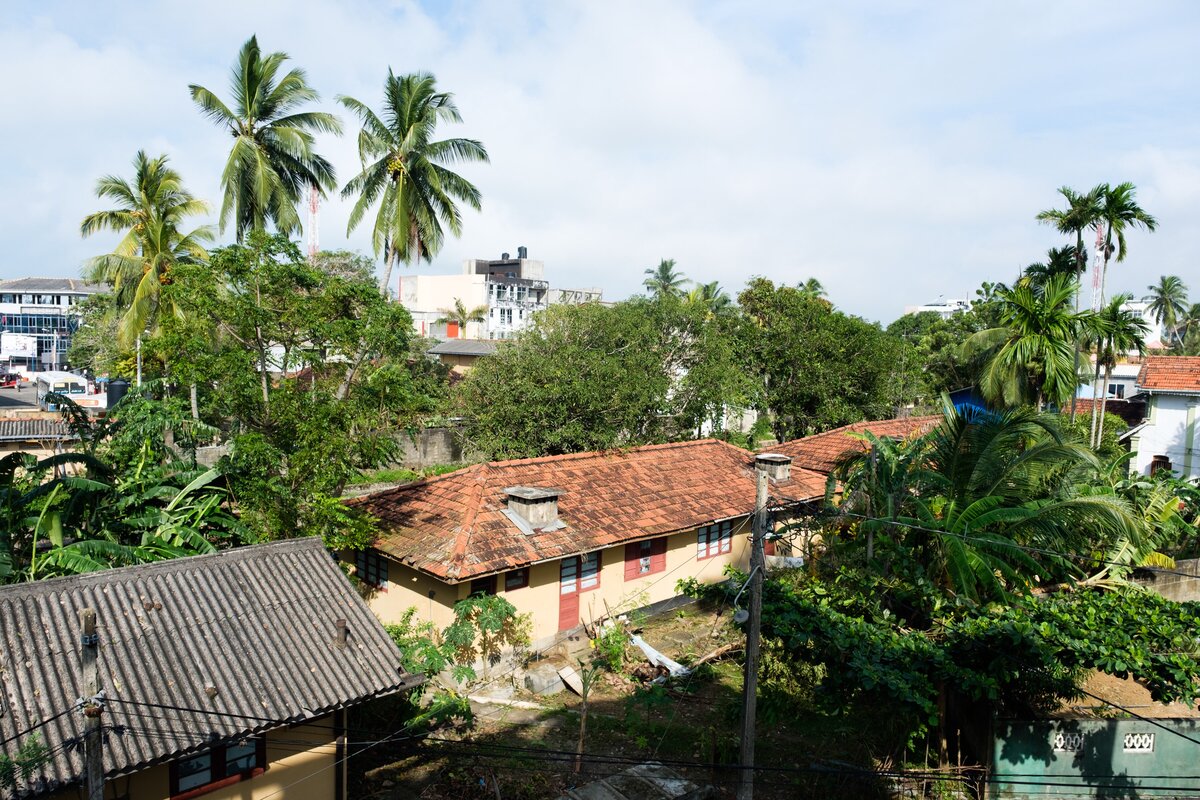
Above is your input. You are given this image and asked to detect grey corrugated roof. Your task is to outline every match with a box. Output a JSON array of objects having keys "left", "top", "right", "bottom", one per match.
[
  {"left": 0, "top": 278, "right": 105, "bottom": 295},
  {"left": 428, "top": 339, "right": 499, "bottom": 356},
  {"left": 0, "top": 419, "right": 77, "bottom": 442},
  {"left": 0, "top": 538, "right": 415, "bottom": 796}
]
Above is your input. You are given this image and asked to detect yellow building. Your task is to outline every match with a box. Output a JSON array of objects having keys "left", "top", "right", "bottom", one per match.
[
  {"left": 0, "top": 539, "right": 420, "bottom": 800},
  {"left": 347, "top": 440, "right": 826, "bottom": 646}
]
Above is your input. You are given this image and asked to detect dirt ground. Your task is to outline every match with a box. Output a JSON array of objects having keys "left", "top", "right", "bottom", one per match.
[{"left": 350, "top": 602, "right": 907, "bottom": 800}]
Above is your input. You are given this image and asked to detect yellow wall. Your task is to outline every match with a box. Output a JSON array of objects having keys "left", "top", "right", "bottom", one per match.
[
  {"left": 45, "top": 717, "right": 340, "bottom": 800},
  {"left": 361, "top": 516, "right": 753, "bottom": 643}
]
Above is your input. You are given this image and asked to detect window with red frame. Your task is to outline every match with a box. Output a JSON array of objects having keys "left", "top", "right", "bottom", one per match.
[
  {"left": 169, "top": 737, "right": 266, "bottom": 799},
  {"left": 696, "top": 521, "right": 733, "bottom": 559},
  {"left": 355, "top": 549, "right": 388, "bottom": 590},
  {"left": 624, "top": 538, "right": 666, "bottom": 580}
]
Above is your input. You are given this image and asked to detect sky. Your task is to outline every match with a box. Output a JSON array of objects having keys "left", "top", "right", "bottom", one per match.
[{"left": 3, "top": 0, "right": 1199, "bottom": 323}]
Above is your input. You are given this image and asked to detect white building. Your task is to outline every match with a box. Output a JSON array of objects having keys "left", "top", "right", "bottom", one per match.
[
  {"left": 1119, "top": 299, "right": 1167, "bottom": 349},
  {"left": 398, "top": 247, "right": 601, "bottom": 340},
  {"left": 1128, "top": 356, "right": 1200, "bottom": 479},
  {"left": 0, "top": 278, "right": 104, "bottom": 372},
  {"left": 903, "top": 298, "right": 972, "bottom": 319}
]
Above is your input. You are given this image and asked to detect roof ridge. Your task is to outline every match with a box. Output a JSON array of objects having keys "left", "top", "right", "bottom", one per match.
[
  {"left": 485, "top": 438, "right": 730, "bottom": 469},
  {"left": 0, "top": 538, "right": 323, "bottom": 597}
]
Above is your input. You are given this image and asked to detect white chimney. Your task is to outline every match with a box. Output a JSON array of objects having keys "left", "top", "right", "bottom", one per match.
[
  {"left": 755, "top": 453, "right": 792, "bottom": 482},
  {"left": 503, "top": 486, "right": 564, "bottom": 532}
]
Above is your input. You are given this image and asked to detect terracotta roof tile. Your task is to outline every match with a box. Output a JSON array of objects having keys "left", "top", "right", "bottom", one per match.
[
  {"left": 348, "top": 439, "right": 827, "bottom": 581},
  {"left": 1135, "top": 356, "right": 1200, "bottom": 394},
  {"left": 766, "top": 416, "right": 941, "bottom": 474}
]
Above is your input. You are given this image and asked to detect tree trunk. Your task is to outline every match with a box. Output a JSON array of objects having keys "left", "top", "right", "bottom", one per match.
[
  {"left": 1070, "top": 235, "right": 1084, "bottom": 422},
  {"left": 1098, "top": 364, "right": 1113, "bottom": 444},
  {"left": 189, "top": 382, "right": 199, "bottom": 421},
  {"left": 1088, "top": 356, "right": 1103, "bottom": 448}
]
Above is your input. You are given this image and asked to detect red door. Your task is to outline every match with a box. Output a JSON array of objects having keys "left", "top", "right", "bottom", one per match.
[{"left": 558, "top": 552, "right": 601, "bottom": 631}]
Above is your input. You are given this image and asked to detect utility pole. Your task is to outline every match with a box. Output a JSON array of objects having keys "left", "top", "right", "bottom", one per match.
[
  {"left": 738, "top": 456, "right": 771, "bottom": 800},
  {"left": 79, "top": 608, "right": 104, "bottom": 800}
]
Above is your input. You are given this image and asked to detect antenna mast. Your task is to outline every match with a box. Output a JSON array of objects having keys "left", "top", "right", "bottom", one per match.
[{"left": 306, "top": 183, "right": 320, "bottom": 261}]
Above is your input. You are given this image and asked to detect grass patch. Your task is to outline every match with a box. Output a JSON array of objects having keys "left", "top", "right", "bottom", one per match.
[{"left": 349, "top": 463, "right": 464, "bottom": 486}]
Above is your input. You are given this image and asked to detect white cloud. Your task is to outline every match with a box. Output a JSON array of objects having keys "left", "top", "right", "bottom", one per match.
[{"left": 2, "top": 0, "right": 1199, "bottom": 321}]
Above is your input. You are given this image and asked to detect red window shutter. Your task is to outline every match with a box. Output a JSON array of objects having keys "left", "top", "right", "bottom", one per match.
[
  {"left": 651, "top": 537, "right": 667, "bottom": 572},
  {"left": 624, "top": 543, "right": 641, "bottom": 580},
  {"left": 764, "top": 538, "right": 776, "bottom": 556}
]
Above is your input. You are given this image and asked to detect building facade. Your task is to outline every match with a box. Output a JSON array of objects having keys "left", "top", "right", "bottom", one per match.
[
  {"left": 345, "top": 440, "right": 825, "bottom": 646},
  {"left": 1128, "top": 356, "right": 1200, "bottom": 479},
  {"left": 399, "top": 248, "right": 602, "bottom": 341},
  {"left": 0, "top": 278, "right": 104, "bottom": 372}
]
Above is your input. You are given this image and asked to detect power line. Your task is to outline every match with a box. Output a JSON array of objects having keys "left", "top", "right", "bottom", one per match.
[{"left": 0, "top": 708, "right": 74, "bottom": 747}]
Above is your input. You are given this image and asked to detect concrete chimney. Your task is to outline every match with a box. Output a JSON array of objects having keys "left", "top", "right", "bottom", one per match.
[
  {"left": 755, "top": 453, "right": 792, "bottom": 482},
  {"left": 504, "top": 486, "right": 563, "bottom": 530},
  {"left": 334, "top": 618, "right": 348, "bottom": 648}
]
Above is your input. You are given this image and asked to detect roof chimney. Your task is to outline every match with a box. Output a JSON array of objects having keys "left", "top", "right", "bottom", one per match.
[
  {"left": 755, "top": 453, "right": 792, "bottom": 482},
  {"left": 503, "top": 486, "right": 565, "bottom": 533},
  {"left": 333, "top": 618, "right": 348, "bottom": 648},
  {"left": 517, "top": 245, "right": 528, "bottom": 259}
]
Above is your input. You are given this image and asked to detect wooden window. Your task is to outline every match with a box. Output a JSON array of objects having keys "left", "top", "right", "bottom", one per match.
[
  {"left": 169, "top": 737, "right": 266, "bottom": 800},
  {"left": 697, "top": 521, "right": 734, "bottom": 560},
  {"left": 355, "top": 549, "right": 388, "bottom": 591},
  {"left": 624, "top": 538, "right": 666, "bottom": 580},
  {"left": 561, "top": 552, "right": 602, "bottom": 595},
  {"left": 504, "top": 568, "right": 529, "bottom": 591},
  {"left": 470, "top": 575, "right": 497, "bottom": 596}
]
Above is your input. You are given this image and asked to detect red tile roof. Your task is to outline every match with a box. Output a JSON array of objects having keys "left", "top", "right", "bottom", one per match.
[
  {"left": 765, "top": 416, "right": 941, "bottom": 474},
  {"left": 349, "top": 439, "right": 827, "bottom": 581},
  {"left": 1136, "top": 356, "right": 1200, "bottom": 394}
]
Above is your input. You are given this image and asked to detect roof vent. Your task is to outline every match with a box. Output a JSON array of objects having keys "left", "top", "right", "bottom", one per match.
[
  {"left": 503, "top": 486, "right": 566, "bottom": 534},
  {"left": 755, "top": 453, "right": 792, "bottom": 482}
]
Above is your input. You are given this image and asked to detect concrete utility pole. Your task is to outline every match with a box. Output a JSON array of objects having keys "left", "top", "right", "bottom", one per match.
[
  {"left": 79, "top": 608, "right": 104, "bottom": 800},
  {"left": 738, "top": 457, "right": 770, "bottom": 800}
]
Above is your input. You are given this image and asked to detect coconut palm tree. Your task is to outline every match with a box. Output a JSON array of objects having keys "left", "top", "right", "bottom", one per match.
[
  {"left": 1037, "top": 186, "right": 1103, "bottom": 281},
  {"left": 1094, "top": 182, "right": 1157, "bottom": 308},
  {"left": 1087, "top": 293, "right": 1149, "bottom": 447},
  {"left": 1143, "top": 275, "right": 1189, "bottom": 345},
  {"left": 643, "top": 259, "right": 687, "bottom": 299},
  {"left": 338, "top": 70, "right": 488, "bottom": 295},
  {"left": 1019, "top": 245, "right": 1085, "bottom": 294},
  {"left": 1177, "top": 304, "right": 1200, "bottom": 356},
  {"left": 436, "top": 298, "right": 488, "bottom": 338},
  {"left": 189, "top": 35, "right": 341, "bottom": 242},
  {"left": 80, "top": 151, "right": 213, "bottom": 346},
  {"left": 686, "top": 281, "right": 732, "bottom": 316},
  {"left": 964, "top": 274, "right": 1093, "bottom": 411},
  {"left": 833, "top": 400, "right": 1140, "bottom": 602},
  {"left": 799, "top": 277, "right": 827, "bottom": 298}
]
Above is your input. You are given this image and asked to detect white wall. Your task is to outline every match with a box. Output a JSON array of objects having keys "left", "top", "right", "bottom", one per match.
[
  {"left": 398, "top": 274, "right": 489, "bottom": 338},
  {"left": 1132, "top": 393, "right": 1200, "bottom": 478}
]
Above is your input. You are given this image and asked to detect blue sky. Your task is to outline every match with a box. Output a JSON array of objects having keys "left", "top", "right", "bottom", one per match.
[{"left": 3, "top": 1, "right": 1199, "bottom": 322}]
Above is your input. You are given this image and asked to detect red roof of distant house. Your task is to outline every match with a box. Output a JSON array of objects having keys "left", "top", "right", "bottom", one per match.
[
  {"left": 766, "top": 416, "right": 942, "bottom": 474},
  {"left": 1135, "top": 356, "right": 1200, "bottom": 394},
  {"left": 349, "top": 439, "right": 827, "bottom": 581}
]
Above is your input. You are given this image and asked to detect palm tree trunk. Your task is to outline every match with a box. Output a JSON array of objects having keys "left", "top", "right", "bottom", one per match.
[
  {"left": 189, "top": 382, "right": 199, "bottom": 421},
  {"left": 1098, "top": 364, "right": 1112, "bottom": 444},
  {"left": 1069, "top": 231, "right": 1084, "bottom": 422},
  {"left": 1088, "top": 357, "right": 1103, "bottom": 448}
]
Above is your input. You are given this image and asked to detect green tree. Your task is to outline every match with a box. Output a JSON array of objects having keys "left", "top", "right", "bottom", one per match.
[
  {"left": 1018, "top": 245, "right": 1085, "bottom": 293},
  {"left": 189, "top": 35, "right": 341, "bottom": 241},
  {"left": 460, "top": 297, "right": 750, "bottom": 457},
  {"left": 642, "top": 258, "right": 687, "bottom": 299},
  {"left": 159, "top": 233, "right": 440, "bottom": 542},
  {"left": 80, "top": 151, "right": 213, "bottom": 345},
  {"left": 1143, "top": 274, "right": 1189, "bottom": 344},
  {"left": 965, "top": 274, "right": 1093, "bottom": 410},
  {"left": 1178, "top": 303, "right": 1200, "bottom": 355},
  {"left": 436, "top": 298, "right": 488, "bottom": 337},
  {"left": 798, "top": 277, "right": 828, "bottom": 300},
  {"left": 1087, "top": 293, "right": 1148, "bottom": 447},
  {"left": 740, "top": 278, "right": 912, "bottom": 440},
  {"left": 1036, "top": 185, "right": 1102, "bottom": 285},
  {"left": 338, "top": 70, "right": 488, "bottom": 294},
  {"left": 685, "top": 280, "right": 733, "bottom": 317},
  {"left": 1094, "top": 182, "right": 1158, "bottom": 307}
]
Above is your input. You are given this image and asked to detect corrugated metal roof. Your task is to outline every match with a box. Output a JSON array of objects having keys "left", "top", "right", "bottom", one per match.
[
  {"left": 428, "top": 339, "right": 499, "bottom": 356},
  {"left": 0, "top": 278, "right": 105, "bottom": 295},
  {"left": 0, "top": 538, "right": 415, "bottom": 795},
  {"left": 0, "top": 419, "right": 77, "bottom": 442}
]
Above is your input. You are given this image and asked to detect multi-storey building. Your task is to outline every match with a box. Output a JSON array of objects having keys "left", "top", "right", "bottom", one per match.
[
  {"left": 399, "top": 247, "right": 600, "bottom": 340},
  {"left": 0, "top": 278, "right": 104, "bottom": 372}
]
